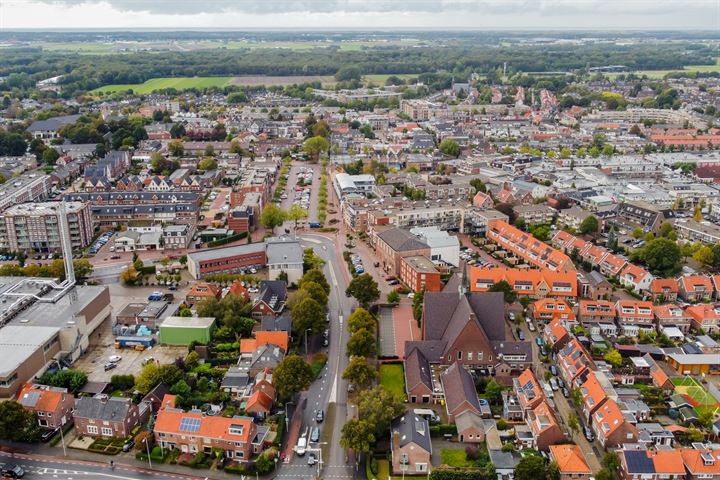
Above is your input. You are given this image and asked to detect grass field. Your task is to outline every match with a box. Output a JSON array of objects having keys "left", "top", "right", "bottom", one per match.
[
  {"left": 440, "top": 449, "right": 475, "bottom": 468},
  {"left": 672, "top": 376, "right": 720, "bottom": 414},
  {"left": 605, "top": 60, "right": 720, "bottom": 79},
  {"left": 379, "top": 363, "right": 405, "bottom": 398},
  {"left": 92, "top": 77, "right": 235, "bottom": 94}
]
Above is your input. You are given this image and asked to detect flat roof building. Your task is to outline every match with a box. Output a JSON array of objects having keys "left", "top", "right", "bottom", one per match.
[{"left": 0, "top": 325, "right": 61, "bottom": 399}]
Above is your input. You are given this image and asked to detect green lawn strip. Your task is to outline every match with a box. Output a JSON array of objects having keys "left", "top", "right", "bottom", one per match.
[{"left": 379, "top": 364, "right": 405, "bottom": 398}]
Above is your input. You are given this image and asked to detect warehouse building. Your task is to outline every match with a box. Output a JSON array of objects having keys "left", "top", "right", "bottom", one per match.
[{"left": 158, "top": 316, "right": 216, "bottom": 345}]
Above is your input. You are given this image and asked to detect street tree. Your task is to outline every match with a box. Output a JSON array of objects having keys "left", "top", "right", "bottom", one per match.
[
  {"left": 287, "top": 203, "right": 308, "bottom": 229},
  {"left": 299, "top": 281, "right": 328, "bottom": 307},
  {"left": 260, "top": 204, "right": 286, "bottom": 233},
  {"left": 342, "top": 356, "right": 377, "bottom": 388},
  {"left": 168, "top": 139, "right": 184, "bottom": 156},
  {"left": 345, "top": 273, "right": 380, "bottom": 308},
  {"left": 358, "top": 386, "right": 406, "bottom": 436},
  {"left": 439, "top": 138, "right": 461, "bottom": 157},
  {"left": 348, "top": 308, "right": 376, "bottom": 334},
  {"left": 273, "top": 354, "right": 314, "bottom": 402},
  {"left": 340, "top": 419, "right": 375, "bottom": 463},
  {"left": 0, "top": 401, "right": 40, "bottom": 443},
  {"left": 346, "top": 328, "right": 377, "bottom": 358},
  {"left": 303, "top": 136, "right": 330, "bottom": 162},
  {"left": 640, "top": 238, "right": 682, "bottom": 276},
  {"left": 291, "top": 297, "right": 325, "bottom": 336},
  {"left": 515, "top": 455, "right": 547, "bottom": 480},
  {"left": 299, "top": 268, "right": 330, "bottom": 295}
]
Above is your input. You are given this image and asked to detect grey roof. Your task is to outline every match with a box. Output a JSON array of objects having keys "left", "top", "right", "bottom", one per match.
[
  {"left": 64, "top": 191, "right": 200, "bottom": 203},
  {"left": 260, "top": 312, "right": 291, "bottom": 333},
  {"left": 488, "top": 449, "right": 521, "bottom": 471},
  {"left": 586, "top": 270, "right": 610, "bottom": 287},
  {"left": 74, "top": 397, "right": 133, "bottom": 422},
  {"left": 257, "top": 280, "right": 288, "bottom": 311},
  {"left": 376, "top": 228, "right": 428, "bottom": 252},
  {"left": 266, "top": 236, "right": 303, "bottom": 265},
  {"left": 392, "top": 411, "right": 432, "bottom": 453},
  {"left": 221, "top": 368, "right": 251, "bottom": 389},
  {"left": 27, "top": 114, "right": 81, "bottom": 132},
  {"left": 493, "top": 340, "right": 533, "bottom": 360},
  {"left": 424, "top": 291, "right": 504, "bottom": 342},
  {"left": 404, "top": 347, "right": 432, "bottom": 393},
  {"left": 455, "top": 410, "right": 485, "bottom": 434},
  {"left": 442, "top": 362, "right": 481, "bottom": 415},
  {"left": 405, "top": 340, "right": 447, "bottom": 363},
  {"left": 0, "top": 326, "right": 60, "bottom": 377}
]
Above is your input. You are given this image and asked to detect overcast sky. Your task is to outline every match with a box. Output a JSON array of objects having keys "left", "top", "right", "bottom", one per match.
[{"left": 1, "top": 0, "right": 718, "bottom": 30}]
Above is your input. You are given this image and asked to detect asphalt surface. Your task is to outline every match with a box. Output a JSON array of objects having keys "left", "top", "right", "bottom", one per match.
[{"left": 278, "top": 232, "right": 355, "bottom": 479}]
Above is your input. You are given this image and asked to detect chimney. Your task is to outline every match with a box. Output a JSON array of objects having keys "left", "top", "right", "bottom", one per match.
[{"left": 392, "top": 430, "right": 400, "bottom": 451}]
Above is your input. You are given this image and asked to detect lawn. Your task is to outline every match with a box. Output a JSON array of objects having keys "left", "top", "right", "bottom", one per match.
[
  {"left": 672, "top": 376, "right": 720, "bottom": 412},
  {"left": 367, "top": 459, "right": 405, "bottom": 480},
  {"left": 440, "top": 449, "right": 474, "bottom": 468},
  {"left": 379, "top": 364, "right": 405, "bottom": 398},
  {"left": 92, "top": 77, "right": 235, "bottom": 94}
]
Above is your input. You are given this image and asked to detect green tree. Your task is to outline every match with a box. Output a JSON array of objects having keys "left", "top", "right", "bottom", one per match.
[
  {"left": 260, "top": 203, "right": 286, "bottom": 233},
  {"left": 485, "top": 378, "right": 503, "bottom": 405},
  {"left": 37, "top": 369, "right": 88, "bottom": 393},
  {"left": 640, "top": 237, "right": 682, "bottom": 276},
  {"left": 602, "top": 452, "right": 620, "bottom": 472},
  {"left": 42, "top": 148, "right": 60, "bottom": 165},
  {"left": 515, "top": 454, "right": 547, "bottom": 480},
  {"left": 227, "top": 91, "right": 247, "bottom": 104},
  {"left": 568, "top": 413, "right": 579, "bottom": 438},
  {"left": 342, "top": 356, "right": 377, "bottom": 388},
  {"left": 299, "top": 268, "right": 330, "bottom": 295},
  {"left": 387, "top": 290, "right": 400, "bottom": 303},
  {"left": 345, "top": 273, "right": 380, "bottom": 309},
  {"left": 470, "top": 178, "right": 486, "bottom": 193},
  {"left": 560, "top": 147, "right": 572, "bottom": 159},
  {"left": 291, "top": 297, "right": 325, "bottom": 337},
  {"left": 346, "top": 328, "right": 377, "bottom": 358},
  {"left": 489, "top": 280, "right": 517, "bottom": 303},
  {"left": 197, "top": 157, "right": 217, "bottom": 170},
  {"left": 604, "top": 349, "right": 623, "bottom": 368},
  {"left": 287, "top": 203, "right": 308, "bottom": 229},
  {"left": 602, "top": 144, "right": 615, "bottom": 157},
  {"left": 168, "top": 139, "right": 184, "bottom": 156},
  {"left": 135, "top": 363, "right": 183, "bottom": 394},
  {"left": 273, "top": 354, "right": 314, "bottom": 402},
  {"left": 632, "top": 227, "right": 645, "bottom": 239},
  {"left": 340, "top": 419, "right": 375, "bottom": 462},
  {"left": 659, "top": 221, "right": 675, "bottom": 238},
  {"left": 693, "top": 246, "right": 714, "bottom": 269},
  {"left": 579, "top": 215, "right": 599, "bottom": 235},
  {"left": 684, "top": 426, "right": 706, "bottom": 442},
  {"left": 358, "top": 386, "right": 406, "bottom": 436},
  {"left": 348, "top": 308, "right": 376, "bottom": 334},
  {"left": 299, "top": 281, "right": 328, "bottom": 307},
  {"left": 0, "top": 401, "right": 40, "bottom": 443},
  {"left": 439, "top": 138, "right": 461, "bottom": 157},
  {"left": 303, "top": 136, "right": 330, "bottom": 162}
]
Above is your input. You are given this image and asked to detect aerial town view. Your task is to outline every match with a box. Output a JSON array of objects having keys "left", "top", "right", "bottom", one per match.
[{"left": 0, "top": 2, "right": 719, "bottom": 480}]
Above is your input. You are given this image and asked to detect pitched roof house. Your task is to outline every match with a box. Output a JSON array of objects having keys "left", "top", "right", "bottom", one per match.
[
  {"left": 619, "top": 449, "right": 686, "bottom": 480},
  {"left": 557, "top": 339, "right": 595, "bottom": 388},
  {"left": 390, "top": 412, "right": 432, "bottom": 476},
  {"left": 591, "top": 398, "right": 638, "bottom": 449},
  {"left": 18, "top": 383, "right": 75, "bottom": 430},
  {"left": 648, "top": 278, "right": 679, "bottom": 302},
  {"left": 679, "top": 275, "right": 714, "bottom": 303},
  {"left": 404, "top": 347, "right": 434, "bottom": 404},
  {"left": 251, "top": 280, "right": 287, "bottom": 319},
  {"left": 74, "top": 396, "right": 149, "bottom": 438},
  {"left": 441, "top": 362, "right": 481, "bottom": 423},
  {"left": 526, "top": 401, "right": 565, "bottom": 451},
  {"left": 549, "top": 444, "right": 592, "bottom": 480}
]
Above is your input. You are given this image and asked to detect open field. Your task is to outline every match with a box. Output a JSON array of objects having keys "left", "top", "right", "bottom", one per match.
[
  {"left": 379, "top": 363, "right": 405, "bottom": 398},
  {"left": 672, "top": 376, "right": 720, "bottom": 415},
  {"left": 605, "top": 60, "right": 720, "bottom": 79},
  {"left": 92, "top": 75, "right": 338, "bottom": 94}
]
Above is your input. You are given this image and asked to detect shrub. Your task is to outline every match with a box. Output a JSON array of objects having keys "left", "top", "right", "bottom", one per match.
[
  {"left": 465, "top": 445, "right": 479, "bottom": 461},
  {"left": 370, "top": 456, "right": 379, "bottom": 475}
]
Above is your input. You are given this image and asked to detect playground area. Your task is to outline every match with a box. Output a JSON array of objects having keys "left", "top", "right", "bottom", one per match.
[{"left": 672, "top": 376, "right": 720, "bottom": 416}]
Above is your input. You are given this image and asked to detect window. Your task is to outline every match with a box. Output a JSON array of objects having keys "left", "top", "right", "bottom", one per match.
[
  {"left": 457, "top": 351, "right": 462, "bottom": 360},
  {"left": 87, "top": 425, "right": 98, "bottom": 434},
  {"left": 101, "top": 427, "right": 113, "bottom": 436},
  {"left": 38, "top": 412, "right": 45, "bottom": 417},
  {"left": 416, "top": 463, "right": 427, "bottom": 472},
  {"left": 467, "top": 352, "right": 473, "bottom": 361}
]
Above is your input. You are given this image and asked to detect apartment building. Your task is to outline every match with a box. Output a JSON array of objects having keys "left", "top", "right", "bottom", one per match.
[
  {"left": 487, "top": 220, "right": 575, "bottom": 272},
  {"left": 399, "top": 256, "right": 443, "bottom": 293},
  {"left": 0, "top": 173, "right": 52, "bottom": 213},
  {"left": 674, "top": 219, "right": 720, "bottom": 245},
  {"left": 470, "top": 267, "right": 577, "bottom": 299},
  {"left": 0, "top": 201, "right": 93, "bottom": 252}
]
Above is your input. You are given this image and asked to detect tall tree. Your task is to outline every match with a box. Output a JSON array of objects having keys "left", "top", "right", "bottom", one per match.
[
  {"left": 340, "top": 419, "right": 375, "bottom": 463},
  {"left": 489, "top": 280, "right": 517, "bottom": 303},
  {"left": 260, "top": 204, "right": 286, "bottom": 233},
  {"left": 639, "top": 238, "right": 681, "bottom": 276},
  {"left": 0, "top": 401, "right": 40, "bottom": 443},
  {"left": 348, "top": 308, "right": 376, "bottom": 334},
  {"left": 515, "top": 455, "right": 547, "bottom": 480},
  {"left": 346, "top": 328, "right": 377, "bottom": 358},
  {"left": 579, "top": 215, "right": 599, "bottom": 235},
  {"left": 299, "top": 268, "right": 330, "bottom": 295},
  {"left": 303, "top": 136, "right": 329, "bottom": 162},
  {"left": 273, "top": 355, "right": 314, "bottom": 402},
  {"left": 291, "top": 297, "right": 325, "bottom": 336},
  {"left": 357, "top": 386, "right": 405, "bottom": 436},
  {"left": 287, "top": 203, "right": 308, "bottom": 230},
  {"left": 342, "top": 356, "right": 377, "bottom": 388},
  {"left": 345, "top": 273, "right": 380, "bottom": 308}
]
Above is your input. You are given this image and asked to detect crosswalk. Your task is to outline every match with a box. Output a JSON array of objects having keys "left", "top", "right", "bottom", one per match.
[{"left": 275, "top": 463, "right": 354, "bottom": 479}]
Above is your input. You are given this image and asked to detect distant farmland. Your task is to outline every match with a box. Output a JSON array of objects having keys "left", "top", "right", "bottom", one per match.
[{"left": 91, "top": 75, "right": 337, "bottom": 94}]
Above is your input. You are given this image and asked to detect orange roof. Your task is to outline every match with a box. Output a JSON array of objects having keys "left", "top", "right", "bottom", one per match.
[
  {"left": 615, "top": 300, "right": 654, "bottom": 318},
  {"left": 470, "top": 266, "right": 578, "bottom": 297},
  {"left": 516, "top": 369, "right": 544, "bottom": 408},
  {"left": 532, "top": 298, "right": 576, "bottom": 321},
  {"left": 228, "top": 280, "right": 250, "bottom": 299},
  {"left": 681, "top": 448, "right": 720, "bottom": 475},
  {"left": 17, "top": 384, "right": 66, "bottom": 412},
  {"left": 579, "top": 300, "right": 616, "bottom": 316},
  {"left": 487, "top": 220, "right": 575, "bottom": 273},
  {"left": 245, "top": 390, "right": 274, "bottom": 413},
  {"left": 186, "top": 282, "right": 221, "bottom": 299},
  {"left": 647, "top": 355, "right": 671, "bottom": 389},
  {"left": 680, "top": 275, "right": 714, "bottom": 292},
  {"left": 155, "top": 395, "right": 254, "bottom": 442},
  {"left": 240, "top": 331, "right": 289, "bottom": 353},
  {"left": 650, "top": 278, "right": 679, "bottom": 294},
  {"left": 623, "top": 450, "right": 686, "bottom": 475},
  {"left": 580, "top": 371, "right": 607, "bottom": 412},
  {"left": 549, "top": 445, "right": 592, "bottom": 474},
  {"left": 545, "top": 318, "right": 570, "bottom": 346},
  {"left": 528, "top": 401, "right": 560, "bottom": 434},
  {"left": 653, "top": 304, "right": 690, "bottom": 321},
  {"left": 620, "top": 263, "right": 651, "bottom": 283},
  {"left": 592, "top": 398, "right": 626, "bottom": 437},
  {"left": 686, "top": 304, "right": 720, "bottom": 322}
]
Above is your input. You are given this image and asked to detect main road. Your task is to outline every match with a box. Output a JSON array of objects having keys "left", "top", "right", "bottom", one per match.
[{"left": 278, "top": 230, "right": 356, "bottom": 479}]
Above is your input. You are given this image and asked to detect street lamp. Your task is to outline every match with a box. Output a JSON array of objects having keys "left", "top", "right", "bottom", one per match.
[
  {"left": 143, "top": 437, "right": 152, "bottom": 469},
  {"left": 284, "top": 401, "right": 294, "bottom": 432},
  {"left": 58, "top": 419, "right": 67, "bottom": 457},
  {"left": 304, "top": 328, "right": 312, "bottom": 354}
]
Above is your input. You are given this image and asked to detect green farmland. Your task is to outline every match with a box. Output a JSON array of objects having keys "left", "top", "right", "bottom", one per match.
[{"left": 92, "top": 77, "right": 236, "bottom": 94}]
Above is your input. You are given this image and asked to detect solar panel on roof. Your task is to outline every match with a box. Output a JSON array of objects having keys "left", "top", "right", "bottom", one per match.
[
  {"left": 179, "top": 417, "right": 201, "bottom": 433},
  {"left": 20, "top": 391, "right": 41, "bottom": 408},
  {"left": 625, "top": 451, "right": 655, "bottom": 474},
  {"left": 523, "top": 380, "right": 534, "bottom": 391}
]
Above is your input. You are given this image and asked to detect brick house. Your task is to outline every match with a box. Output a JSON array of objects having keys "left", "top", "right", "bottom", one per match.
[
  {"left": 679, "top": 275, "right": 714, "bottom": 303},
  {"left": 615, "top": 300, "right": 655, "bottom": 337},
  {"left": 154, "top": 395, "right": 262, "bottom": 461},
  {"left": 591, "top": 398, "right": 638, "bottom": 449},
  {"left": 513, "top": 369, "right": 545, "bottom": 416},
  {"left": 74, "top": 396, "right": 149, "bottom": 438},
  {"left": 654, "top": 304, "right": 692, "bottom": 334},
  {"left": 543, "top": 318, "right": 571, "bottom": 351},
  {"left": 686, "top": 304, "right": 720, "bottom": 334},
  {"left": 404, "top": 348, "right": 434, "bottom": 404},
  {"left": 648, "top": 278, "right": 679, "bottom": 303},
  {"left": 681, "top": 447, "right": 720, "bottom": 480},
  {"left": 390, "top": 412, "right": 432, "bottom": 476},
  {"left": 578, "top": 300, "right": 617, "bottom": 336},
  {"left": 399, "top": 255, "right": 442, "bottom": 293},
  {"left": 185, "top": 282, "right": 221, "bottom": 306},
  {"left": 549, "top": 444, "right": 592, "bottom": 480},
  {"left": 441, "top": 362, "right": 482, "bottom": 423},
  {"left": 619, "top": 449, "right": 686, "bottom": 480},
  {"left": 557, "top": 339, "right": 594, "bottom": 388},
  {"left": 526, "top": 401, "right": 565, "bottom": 451},
  {"left": 374, "top": 227, "right": 430, "bottom": 276},
  {"left": 18, "top": 384, "right": 75, "bottom": 430},
  {"left": 579, "top": 371, "right": 608, "bottom": 423},
  {"left": 251, "top": 281, "right": 287, "bottom": 319}
]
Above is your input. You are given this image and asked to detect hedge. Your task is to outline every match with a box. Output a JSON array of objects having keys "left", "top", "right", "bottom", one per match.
[
  {"left": 208, "top": 232, "right": 249, "bottom": 248},
  {"left": 430, "top": 468, "right": 487, "bottom": 480},
  {"left": 139, "top": 265, "right": 157, "bottom": 274},
  {"left": 429, "top": 424, "right": 457, "bottom": 437}
]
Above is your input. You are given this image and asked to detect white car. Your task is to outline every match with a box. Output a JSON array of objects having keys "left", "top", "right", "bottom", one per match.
[
  {"left": 407, "top": 293, "right": 415, "bottom": 299},
  {"left": 108, "top": 355, "right": 122, "bottom": 363}
]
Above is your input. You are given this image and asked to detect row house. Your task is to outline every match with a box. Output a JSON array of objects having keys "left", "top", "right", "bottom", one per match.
[
  {"left": 154, "top": 395, "right": 263, "bottom": 462},
  {"left": 578, "top": 300, "right": 618, "bottom": 336},
  {"left": 618, "top": 449, "right": 686, "bottom": 480},
  {"left": 18, "top": 384, "right": 75, "bottom": 430},
  {"left": 487, "top": 220, "right": 576, "bottom": 273},
  {"left": 648, "top": 278, "right": 679, "bottom": 303},
  {"left": 531, "top": 299, "right": 576, "bottom": 324},
  {"left": 686, "top": 304, "right": 720, "bottom": 334},
  {"left": 469, "top": 266, "right": 578, "bottom": 299},
  {"left": 526, "top": 401, "right": 565, "bottom": 452},
  {"left": 543, "top": 318, "right": 571, "bottom": 352},
  {"left": 654, "top": 304, "right": 693, "bottom": 334},
  {"left": 616, "top": 300, "right": 655, "bottom": 337},
  {"left": 580, "top": 371, "right": 609, "bottom": 424},
  {"left": 591, "top": 398, "right": 638, "bottom": 449},
  {"left": 74, "top": 396, "right": 149, "bottom": 438},
  {"left": 557, "top": 339, "right": 594, "bottom": 388},
  {"left": 549, "top": 445, "right": 592, "bottom": 480},
  {"left": 512, "top": 369, "right": 545, "bottom": 415},
  {"left": 681, "top": 446, "right": 720, "bottom": 480},
  {"left": 679, "top": 275, "right": 715, "bottom": 303}
]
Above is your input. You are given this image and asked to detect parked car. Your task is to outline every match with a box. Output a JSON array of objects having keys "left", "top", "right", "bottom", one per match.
[
  {"left": 535, "top": 337, "right": 544, "bottom": 346},
  {"left": 103, "top": 363, "right": 117, "bottom": 371},
  {"left": 562, "top": 387, "right": 570, "bottom": 398},
  {"left": 518, "top": 331, "right": 525, "bottom": 341},
  {"left": 549, "top": 365, "right": 557, "bottom": 376},
  {"left": 122, "top": 440, "right": 135, "bottom": 452},
  {"left": 108, "top": 355, "right": 122, "bottom": 363},
  {"left": 310, "top": 427, "right": 320, "bottom": 442},
  {"left": 584, "top": 426, "right": 594, "bottom": 442},
  {"left": 549, "top": 378, "right": 559, "bottom": 391},
  {"left": 316, "top": 410, "right": 324, "bottom": 423},
  {"left": 1, "top": 465, "right": 24, "bottom": 479},
  {"left": 307, "top": 453, "right": 317, "bottom": 466},
  {"left": 40, "top": 428, "right": 58, "bottom": 442}
]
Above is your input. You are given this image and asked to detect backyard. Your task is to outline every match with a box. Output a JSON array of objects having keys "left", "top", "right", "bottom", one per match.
[{"left": 379, "top": 363, "right": 405, "bottom": 398}]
